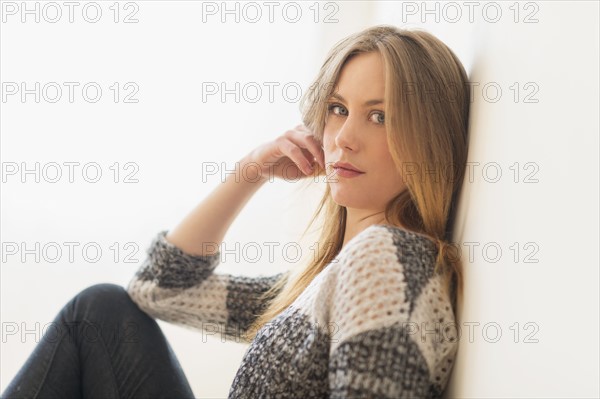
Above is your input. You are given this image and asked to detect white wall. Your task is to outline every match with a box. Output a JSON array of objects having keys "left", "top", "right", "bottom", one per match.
[
  {"left": 445, "top": 2, "right": 600, "bottom": 397},
  {"left": 1, "top": 1, "right": 598, "bottom": 398}
]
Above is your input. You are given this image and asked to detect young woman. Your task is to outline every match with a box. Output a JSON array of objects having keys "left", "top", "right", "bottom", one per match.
[{"left": 2, "top": 24, "right": 470, "bottom": 398}]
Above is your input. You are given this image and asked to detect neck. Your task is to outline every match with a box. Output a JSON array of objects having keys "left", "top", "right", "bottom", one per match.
[{"left": 341, "top": 208, "right": 389, "bottom": 250}]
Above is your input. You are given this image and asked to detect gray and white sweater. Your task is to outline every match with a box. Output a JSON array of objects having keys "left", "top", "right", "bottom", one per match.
[{"left": 126, "top": 224, "right": 458, "bottom": 398}]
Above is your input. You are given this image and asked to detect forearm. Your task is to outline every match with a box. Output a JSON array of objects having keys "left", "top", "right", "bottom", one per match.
[{"left": 165, "top": 154, "right": 267, "bottom": 256}]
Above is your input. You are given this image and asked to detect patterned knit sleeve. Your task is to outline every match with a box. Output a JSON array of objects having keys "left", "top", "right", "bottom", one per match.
[
  {"left": 126, "top": 230, "right": 290, "bottom": 343},
  {"left": 327, "top": 226, "right": 458, "bottom": 398}
]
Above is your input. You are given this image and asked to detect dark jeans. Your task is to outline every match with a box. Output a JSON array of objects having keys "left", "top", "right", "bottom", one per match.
[{"left": 1, "top": 283, "right": 196, "bottom": 399}]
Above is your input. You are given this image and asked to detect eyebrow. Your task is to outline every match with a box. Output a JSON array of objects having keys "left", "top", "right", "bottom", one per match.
[{"left": 329, "top": 92, "right": 384, "bottom": 106}]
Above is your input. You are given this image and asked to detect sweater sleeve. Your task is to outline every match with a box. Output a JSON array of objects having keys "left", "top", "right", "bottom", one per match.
[
  {"left": 126, "top": 230, "right": 290, "bottom": 343},
  {"left": 326, "top": 228, "right": 458, "bottom": 398}
]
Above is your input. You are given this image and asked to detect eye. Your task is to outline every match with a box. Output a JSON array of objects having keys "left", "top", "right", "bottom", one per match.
[
  {"left": 369, "top": 111, "right": 385, "bottom": 125},
  {"left": 327, "top": 103, "right": 348, "bottom": 117}
]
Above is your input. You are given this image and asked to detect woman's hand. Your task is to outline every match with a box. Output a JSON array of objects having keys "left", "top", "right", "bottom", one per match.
[{"left": 242, "top": 124, "right": 326, "bottom": 182}]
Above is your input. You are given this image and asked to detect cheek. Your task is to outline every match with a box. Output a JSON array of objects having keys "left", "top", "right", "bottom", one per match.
[
  {"left": 322, "top": 131, "right": 335, "bottom": 155},
  {"left": 372, "top": 138, "right": 395, "bottom": 167},
  {"left": 373, "top": 142, "right": 403, "bottom": 183}
]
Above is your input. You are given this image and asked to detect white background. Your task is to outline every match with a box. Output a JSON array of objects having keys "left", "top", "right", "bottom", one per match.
[{"left": 1, "top": 1, "right": 598, "bottom": 398}]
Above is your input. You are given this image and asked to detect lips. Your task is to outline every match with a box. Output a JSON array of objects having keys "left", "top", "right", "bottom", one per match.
[{"left": 333, "top": 161, "right": 364, "bottom": 173}]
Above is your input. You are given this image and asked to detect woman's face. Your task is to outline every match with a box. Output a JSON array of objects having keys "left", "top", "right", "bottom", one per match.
[{"left": 323, "top": 51, "right": 406, "bottom": 213}]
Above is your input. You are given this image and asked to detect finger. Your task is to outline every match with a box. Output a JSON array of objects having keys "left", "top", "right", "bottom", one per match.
[
  {"left": 297, "top": 125, "right": 325, "bottom": 167},
  {"left": 280, "top": 138, "right": 315, "bottom": 175},
  {"left": 304, "top": 136, "right": 325, "bottom": 170},
  {"left": 285, "top": 128, "right": 325, "bottom": 170}
]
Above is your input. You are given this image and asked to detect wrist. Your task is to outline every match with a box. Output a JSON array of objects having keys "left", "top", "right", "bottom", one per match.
[{"left": 237, "top": 156, "right": 270, "bottom": 184}]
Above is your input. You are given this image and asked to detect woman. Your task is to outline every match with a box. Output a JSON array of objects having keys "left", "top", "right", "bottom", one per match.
[{"left": 2, "top": 24, "right": 469, "bottom": 398}]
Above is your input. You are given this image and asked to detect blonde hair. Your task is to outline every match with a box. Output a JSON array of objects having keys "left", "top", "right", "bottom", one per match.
[{"left": 243, "top": 24, "right": 470, "bottom": 343}]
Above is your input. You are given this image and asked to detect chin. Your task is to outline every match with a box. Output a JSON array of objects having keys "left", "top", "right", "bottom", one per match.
[
  {"left": 329, "top": 191, "right": 372, "bottom": 210},
  {"left": 329, "top": 195, "right": 352, "bottom": 208}
]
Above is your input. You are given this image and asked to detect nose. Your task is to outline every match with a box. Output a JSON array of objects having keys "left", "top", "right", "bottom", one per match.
[{"left": 334, "top": 116, "right": 360, "bottom": 151}]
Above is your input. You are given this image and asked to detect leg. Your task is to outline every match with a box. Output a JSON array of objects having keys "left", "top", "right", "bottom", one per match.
[{"left": 1, "top": 283, "right": 195, "bottom": 399}]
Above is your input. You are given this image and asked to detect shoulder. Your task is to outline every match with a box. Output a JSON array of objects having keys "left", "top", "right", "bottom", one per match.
[
  {"left": 330, "top": 224, "right": 442, "bottom": 322},
  {"left": 337, "top": 224, "right": 438, "bottom": 279},
  {"left": 325, "top": 225, "right": 437, "bottom": 348}
]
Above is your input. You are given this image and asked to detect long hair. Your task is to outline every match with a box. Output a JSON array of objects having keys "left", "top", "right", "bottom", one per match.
[{"left": 242, "top": 24, "right": 470, "bottom": 343}]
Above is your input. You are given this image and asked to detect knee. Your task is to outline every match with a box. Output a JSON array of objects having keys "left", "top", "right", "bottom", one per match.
[
  {"left": 75, "top": 283, "right": 127, "bottom": 306},
  {"left": 68, "top": 283, "right": 145, "bottom": 323}
]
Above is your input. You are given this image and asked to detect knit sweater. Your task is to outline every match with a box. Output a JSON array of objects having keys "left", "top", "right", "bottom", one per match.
[{"left": 126, "top": 224, "right": 458, "bottom": 398}]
